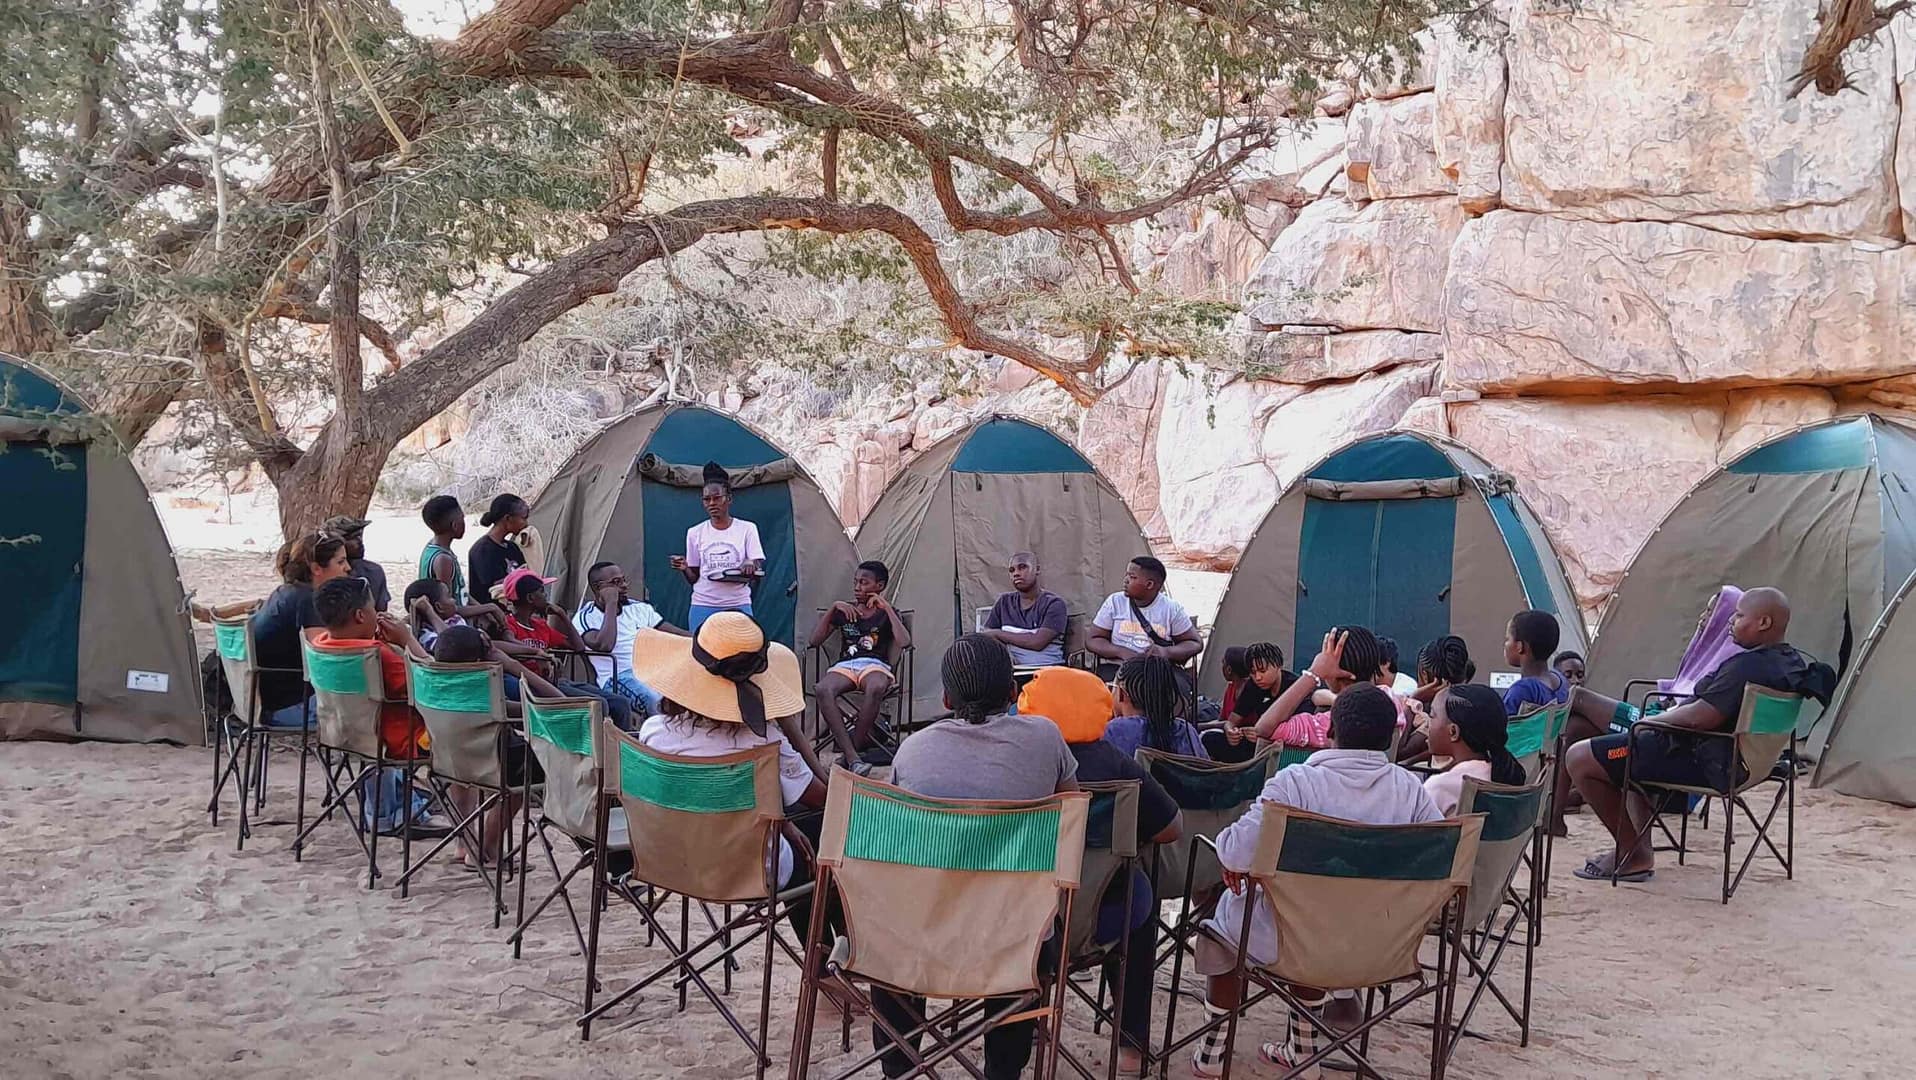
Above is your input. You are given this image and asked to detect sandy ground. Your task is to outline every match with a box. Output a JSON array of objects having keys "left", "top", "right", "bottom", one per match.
[
  {"left": 4, "top": 740, "right": 1913, "bottom": 1080},
  {"left": 8, "top": 518, "right": 1912, "bottom": 1078}
]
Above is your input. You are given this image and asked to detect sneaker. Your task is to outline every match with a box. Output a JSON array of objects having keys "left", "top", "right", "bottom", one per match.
[{"left": 382, "top": 811, "right": 454, "bottom": 838}]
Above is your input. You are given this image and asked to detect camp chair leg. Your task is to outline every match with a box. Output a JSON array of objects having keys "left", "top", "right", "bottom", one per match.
[
  {"left": 295, "top": 723, "right": 310, "bottom": 856},
  {"left": 507, "top": 827, "right": 594, "bottom": 968},
  {"left": 758, "top": 900, "right": 777, "bottom": 1080},
  {"left": 582, "top": 797, "right": 612, "bottom": 1041},
  {"left": 235, "top": 727, "right": 256, "bottom": 851},
  {"left": 679, "top": 894, "right": 691, "bottom": 1011},
  {"left": 1720, "top": 795, "right": 1734, "bottom": 905},
  {"left": 514, "top": 776, "right": 533, "bottom": 949},
  {"left": 492, "top": 781, "right": 509, "bottom": 927},
  {"left": 788, "top": 863, "right": 831, "bottom": 1078}
]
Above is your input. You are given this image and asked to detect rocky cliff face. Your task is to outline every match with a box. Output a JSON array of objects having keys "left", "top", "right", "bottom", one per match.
[{"left": 746, "top": 1, "right": 1916, "bottom": 627}]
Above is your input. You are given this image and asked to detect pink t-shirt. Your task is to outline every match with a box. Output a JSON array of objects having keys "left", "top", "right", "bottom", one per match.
[
  {"left": 685, "top": 519, "right": 764, "bottom": 608},
  {"left": 1269, "top": 688, "right": 1410, "bottom": 749}
]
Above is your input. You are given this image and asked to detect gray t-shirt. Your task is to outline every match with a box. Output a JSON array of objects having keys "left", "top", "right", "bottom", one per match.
[{"left": 890, "top": 713, "right": 1078, "bottom": 800}]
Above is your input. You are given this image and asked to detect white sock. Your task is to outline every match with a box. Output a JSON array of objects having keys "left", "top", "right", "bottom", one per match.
[{"left": 1194, "top": 1000, "right": 1232, "bottom": 1066}]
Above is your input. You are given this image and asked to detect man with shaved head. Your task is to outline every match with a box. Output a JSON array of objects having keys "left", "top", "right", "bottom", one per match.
[
  {"left": 981, "top": 551, "right": 1069, "bottom": 666},
  {"left": 1559, "top": 586, "right": 1811, "bottom": 882}
]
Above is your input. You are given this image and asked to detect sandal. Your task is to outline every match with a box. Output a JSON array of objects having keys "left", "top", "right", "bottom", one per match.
[{"left": 1572, "top": 856, "right": 1652, "bottom": 883}]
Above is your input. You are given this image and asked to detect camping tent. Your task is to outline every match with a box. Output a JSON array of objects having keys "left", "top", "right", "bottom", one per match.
[
  {"left": 1586, "top": 415, "right": 1916, "bottom": 732},
  {"left": 855, "top": 415, "right": 1150, "bottom": 719},
  {"left": 1201, "top": 430, "right": 1585, "bottom": 696},
  {"left": 528, "top": 402, "right": 858, "bottom": 648},
  {"left": 0, "top": 352, "right": 201, "bottom": 744},
  {"left": 1815, "top": 569, "right": 1916, "bottom": 805}
]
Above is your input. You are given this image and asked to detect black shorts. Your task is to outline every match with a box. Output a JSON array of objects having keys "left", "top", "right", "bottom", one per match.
[
  {"left": 1591, "top": 728, "right": 1741, "bottom": 793},
  {"left": 504, "top": 731, "right": 547, "bottom": 787}
]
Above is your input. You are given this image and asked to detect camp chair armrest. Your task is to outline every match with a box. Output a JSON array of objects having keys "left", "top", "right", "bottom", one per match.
[
  {"left": 1627, "top": 718, "right": 1732, "bottom": 743},
  {"left": 1622, "top": 679, "right": 1680, "bottom": 710}
]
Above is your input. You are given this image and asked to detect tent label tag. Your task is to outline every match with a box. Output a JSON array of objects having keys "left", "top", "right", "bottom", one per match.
[
  {"left": 127, "top": 670, "right": 170, "bottom": 693},
  {"left": 1488, "top": 671, "right": 1519, "bottom": 690}
]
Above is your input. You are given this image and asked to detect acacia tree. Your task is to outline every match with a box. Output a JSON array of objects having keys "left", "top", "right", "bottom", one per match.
[{"left": 5, "top": 0, "right": 1456, "bottom": 537}]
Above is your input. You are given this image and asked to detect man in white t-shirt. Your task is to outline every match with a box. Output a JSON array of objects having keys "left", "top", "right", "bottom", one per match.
[
  {"left": 1088, "top": 555, "right": 1202, "bottom": 672},
  {"left": 670, "top": 464, "right": 767, "bottom": 631},
  {"left": 577, "top": 561, "right": 688, "bottom": 713}
]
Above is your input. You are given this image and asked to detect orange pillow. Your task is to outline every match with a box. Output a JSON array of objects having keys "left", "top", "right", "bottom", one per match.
[{"left": 1017, "top": 666, "right": 1113, "bottom": 745}]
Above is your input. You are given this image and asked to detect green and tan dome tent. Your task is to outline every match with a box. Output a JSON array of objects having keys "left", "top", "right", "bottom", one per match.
[
  {"left": 0, "top": 353, "right": 200, "bottom": 744},
  {"left": 1586, "top": 414, "right": 1916, "bottom": 734},
  {"left": 1815, "top": 569, "right": 1916, "bottom": 805},
  {"left": 1201, "top": 430, "right": 1584, "bottom": 696},
  {"left": 855, "top": 415, "right": 1150, "bottom": 719},
  {"left": 527, "top": 402, "right": 858, "bottom": 648}
]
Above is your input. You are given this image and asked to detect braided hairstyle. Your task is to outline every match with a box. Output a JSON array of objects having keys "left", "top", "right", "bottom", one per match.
[
  {"left": 702, "top": 460, "right": 733, "bottom": 493},
  {"left": 942, "top": 633, "right": 1017, "bottom": 724},
  {"left": 1440, "top": 683, "right": 1525, "bottom": 786},
  {"left": 1417, "top": 635, "right": 1476, "bottom": 685},
  {"left": 1118, "top": 655, "right": 1186, "bottom": 752},
  {"left": 1333, "top": 625, "right": 1384, "bottom": 682}
]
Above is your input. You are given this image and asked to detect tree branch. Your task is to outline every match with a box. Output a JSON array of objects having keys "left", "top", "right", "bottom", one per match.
[{"left": 309, "top": 0, "right": 364, "bottom": 421}]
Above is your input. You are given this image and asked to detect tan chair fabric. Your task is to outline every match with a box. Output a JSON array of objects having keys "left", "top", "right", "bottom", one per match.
[
  {"left": 303, "top": 639, "right": 387, "bottom": 760},
  {"left": 1455, "top": 776, "right": 1546, "bottom": 932},
  {"left": 602, "top": 722, "right": 785, "bottom": 902},
  {"left": 407, "top": 657, "right": 510, "bottom": 788},
  {"left": 816, "top": 772, "right": 1088, "bottom": 999},
  {"left": 524, "top": 694, "right": 609, "bottom": 842},
  {"left": 1238, "top": 806, "right": 1482, "bottom": 991},
  {"left": 1065, "top": 780, "right": 1141, "bottom": 959},
  {"left": 1137, "top": 744, "right": 1280, "bottom": 901}
]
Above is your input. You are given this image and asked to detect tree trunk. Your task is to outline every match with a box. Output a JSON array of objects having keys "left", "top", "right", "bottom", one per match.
[
  {"left": 268, "top": 422, "right": 393, "bottom": 538},
  {"left": 0, "top": 200, "right": 53, "bottom": 357}
]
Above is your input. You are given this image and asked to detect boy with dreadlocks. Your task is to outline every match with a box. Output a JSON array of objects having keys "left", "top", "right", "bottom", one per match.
[
  {"left": 882, "top": 635, "right": 1078, "bottom": 1079},
  {"left": 1105, "top": 654, "right": 1211, "bottom": 759}
]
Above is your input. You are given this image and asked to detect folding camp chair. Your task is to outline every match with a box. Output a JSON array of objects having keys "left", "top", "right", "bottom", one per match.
[
  {"left": 1507, "top": 702, "right": 1569, "bottom": 896},
  {"left": 1620, "top": 684, "right": 1805, "bottom": 904},
  {"left": 287, "top": 637, "right": 428, "bottom": 889},
  {"left": 207, "top": 614, "right": 313, "bottom": 851},
  {"left": 1430, "top": 777, "right": 1548, "bottom": 1065},
  {"left": 1160, "top": 807, "right": 1482, "bottom": 1080},
  {"left": 1136, "top": 745, "right": 1280, "bottom": 980},
  {"left": 509, "top": 692, "right": 650, "bottom": 997},
  {"left": 395, "top": 655, "right": 520, "bottom": 925},
  {"left": 579, "top": 726, "right": 811, "bottom": 1078},
  {"left": 789, "top": 770, "right": 1089, "bottom": 1080},
  {"left": 807, "top": 608, "right": 916, "bottom": 759},
  {"left": 1055, "top": 780, "right": 1146, "bottom": 1080},
  {"left": 973, "top": 606, "right": 1095, "bottom": 679}
]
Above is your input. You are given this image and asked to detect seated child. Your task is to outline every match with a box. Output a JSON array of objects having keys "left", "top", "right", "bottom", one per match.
[
  {"left": 404, "top": 578, "right": 463, "bottom": 652},
  {"left": 1502, "top": 610, "right": 1570, "bottom": 717},
  {"left": 808, "top": 560, "right": 912, "bottom": 767},
  {"left": 498, "top": 567, "right": 635, "bottom": 731},
  {"left": 1104, "top": 655, "right": 1209, "bottom": 759},
  {"left": 1203, "top": 642, "right": 1291, "bottom": 762},
  {"left": 1553, "top": 650, "right": 1586, "bottom": 688},
  {"left": 310, "top": 577, "right": 444, "bottom": 835},
  {"left": 1193, "top": 685, "right": 1443, "bottom": 1076},
  {"left": 1422, "top": 683, "right": 1527, "bottom": 815},
  {"left": 1397, "top": 634, "right": 1476, "bottom": 762},
  {"left": 1378, "top": 637, "right": 1418, "bottom": 698},
  {"left": 1020, "top": 665, "right": 1182, "bottom": 1075},
  {"left": 429, "top": 624, "right": 553, "bottom": 869},
  {"left": 1249, "top": 627, "right": 1403, "bottom": 752}
]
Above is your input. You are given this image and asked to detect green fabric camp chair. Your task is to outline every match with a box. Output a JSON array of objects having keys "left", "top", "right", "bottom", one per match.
[
  {"left": 1434, "top": 777, "right": 1549, "bottom": 1065},
  {"left": 1508, "top": 701, "right": 1569, "bottom": 895},
  {"left": 807, "top": 608, "right": 916, "bottom": 759},
  {"left": 396, "top": 655, "right": 518, "bottom": 924},
  {"left": 508, "top": 692, "right": 641, "bottom": 997},
  {"left": 206, "top": 613, "right": 313, "bottom": 852},
  {"left": 1621, "top": 684, "right": 1805, "bottom": 904},
  {"left": 1161, "top": 807, "right": 1483, "bottom": 1080},
  {"left": 788, "top": 770, "right": 1089, "bottom": 1080},
  {"left": 1136, "top": 743, "right": 1280, "bottom": 999},
  {"left": 287, "top": 637, "right": 426, "bottom": 889},
  {"left": 579, "top": 724, "right": 809, "bottom": 1079},
  {"left": 1056, "top": 780, "right": 1146, "bottom": 1080}
]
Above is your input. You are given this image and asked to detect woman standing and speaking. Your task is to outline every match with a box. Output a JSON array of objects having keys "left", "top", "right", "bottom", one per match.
[{"left": 671, "top": 462, "right": 765, "bottom": 631}]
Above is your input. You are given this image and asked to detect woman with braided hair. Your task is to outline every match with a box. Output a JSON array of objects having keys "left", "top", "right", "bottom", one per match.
[
  {"left": 880, "top": 634, "right": 1078, "bottom": 1079},
  {"left": 1105, "top": 654, "right": 1210, "bottom": 759}
]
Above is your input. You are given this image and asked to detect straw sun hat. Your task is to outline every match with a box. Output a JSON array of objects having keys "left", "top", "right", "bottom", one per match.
[{"left": 630, "top": 612, "right": 804, "bottom": 734}]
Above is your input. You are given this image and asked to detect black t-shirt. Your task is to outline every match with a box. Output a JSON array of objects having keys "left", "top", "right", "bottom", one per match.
[
  {"left": 351, "top": 557, "right": 391, "bottom": 612},
  {"left": 832, "top": 605, "right": 895, "bottom": 662},
  {"left": 467, "top": 535, "right": 525, "bottom": 604},
  {"left": 1068, "top": 739, "right": 1180, "bottom": 847},
  {"left": 250, "top": 583, "right": 319, "bottom": 710},
  {"left": 1690, "top": 644, "right": 1809, "bottom": 731},
  {"left": 1231, "top": 681, "right": 1274, "bottom": 723}
]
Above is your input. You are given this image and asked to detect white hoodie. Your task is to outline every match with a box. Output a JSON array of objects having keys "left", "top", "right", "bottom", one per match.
[{"left": 1205, "top": 748, "right": 1443, "bottom": 967}]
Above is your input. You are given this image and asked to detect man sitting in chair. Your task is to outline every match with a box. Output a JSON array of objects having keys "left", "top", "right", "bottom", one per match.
[
  {"left": 980, "top": 550, "right": 1069, "bottom": 667},
  {"left": 1559, "top": 586, "right": 1820, "bottom": 882},
  {"left": 1087, "top": 556, "right": 1200, "bottom": 682}
]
